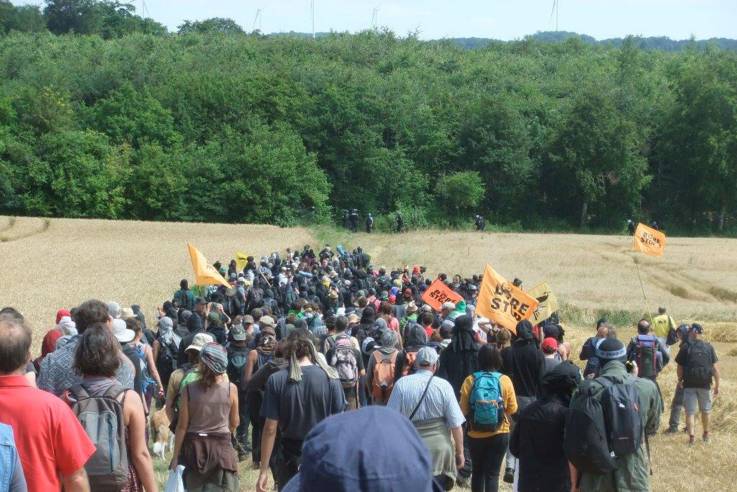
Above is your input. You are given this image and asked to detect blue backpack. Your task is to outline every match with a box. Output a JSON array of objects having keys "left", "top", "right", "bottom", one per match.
[{"left": 470, "top": 371, "right": 504, "bottom": 432}]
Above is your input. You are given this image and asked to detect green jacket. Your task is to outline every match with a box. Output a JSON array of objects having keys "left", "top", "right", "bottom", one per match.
[{"left": 575, "top": 361, "right": 663, "bottom": 492}]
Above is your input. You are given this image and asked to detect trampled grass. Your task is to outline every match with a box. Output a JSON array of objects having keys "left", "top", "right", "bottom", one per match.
[{"left": 2, "top": 217, "right": 736, "bottom": 492}]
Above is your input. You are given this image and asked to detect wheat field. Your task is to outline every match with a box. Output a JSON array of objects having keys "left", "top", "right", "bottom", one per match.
[{"left": 1, "top": 216, "right": 736, "bottom": 492}]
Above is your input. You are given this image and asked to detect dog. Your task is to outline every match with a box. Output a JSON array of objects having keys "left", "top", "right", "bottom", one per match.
[{"left": 151, "top": 406, "right": 174, "bottom": 460}]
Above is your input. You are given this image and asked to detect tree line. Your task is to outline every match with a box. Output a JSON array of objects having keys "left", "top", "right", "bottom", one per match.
[{"left": 0, "top": 1, "right": 736, "bottom": 233}]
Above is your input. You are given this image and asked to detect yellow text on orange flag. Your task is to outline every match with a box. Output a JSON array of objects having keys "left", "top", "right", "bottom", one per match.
[
  {"left": 633, "top": 223, "right": 666, "bottom": 257},
  {"left": 187, "top": 243, "right": 230, "bottom": 288},
  {"left": 475, "top": 264, "right": 539, "bottom": 334}
]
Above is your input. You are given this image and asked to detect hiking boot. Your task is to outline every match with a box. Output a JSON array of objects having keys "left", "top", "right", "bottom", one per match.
[
  {"left": 664, "top": 427, "right": 679, "bottom": 434},
  {"left": 503, "top": 467, "right": 514, "bottom": 484}
]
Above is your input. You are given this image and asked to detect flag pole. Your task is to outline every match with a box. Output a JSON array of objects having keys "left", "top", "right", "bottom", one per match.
[{"left": 634, "top": 258, "right": 647, "bottom": 301}]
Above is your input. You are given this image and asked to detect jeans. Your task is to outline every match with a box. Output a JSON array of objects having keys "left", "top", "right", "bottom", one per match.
[
  {"left": 236, "top": 390, "right": 250, "bottom": 449},
  {"left": 469, "top": 433, "right": 510, "bottom": 492},
  {"left": 275, "top": 438, "right": 303, "bottom": 491},
  {"left": 505, "top": 395, "right": 535, "bottom": 473},
  {"left": 668, "top": 383, "right": 685, "bottom": 430}
]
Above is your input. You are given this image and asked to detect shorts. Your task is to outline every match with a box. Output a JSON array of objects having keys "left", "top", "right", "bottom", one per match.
[{"left": 683, "top": 387, "right": 712, "bottom": 415}]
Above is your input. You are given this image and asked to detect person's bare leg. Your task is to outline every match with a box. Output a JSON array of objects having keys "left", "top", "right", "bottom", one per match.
[
  {"left": 702, "top": 412, "right": 710, "bottom": 442},
  {"left": 686, "top": 413, "right": 695, "bottom": 444}
]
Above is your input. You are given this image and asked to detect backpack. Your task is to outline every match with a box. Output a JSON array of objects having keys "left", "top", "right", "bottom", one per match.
[
  {"left": 599, "top": 377, "right": 643, "bottom": 458},
  {"left": 156, "top": 338, "right": 179, "bottom": 388},
  {"left": 632, "top": 335, "right": 658, "bottom": 379},
  {"left": 371, "top": 350, "right": 399, "bottom": 405},
  {"left": 564, "top": 381, "right": 617, "bottom": 475},
  {"left": 683, "top": 341, "right": 714, "bottom": 387},
  {"left": 330, "top": 335, "right": 359, "bottom": 389},
  {"left": 227, "top": 346, "right": 250, "bottom": 388},
  {"left": 70, "top": 383, "right": 129, "bottom": 492},
  {"left": 402, "top": 350, "right": 418, "bottom": 377},
  {"left": 469, "top": 372, "right": 505, "bottom": 432}
]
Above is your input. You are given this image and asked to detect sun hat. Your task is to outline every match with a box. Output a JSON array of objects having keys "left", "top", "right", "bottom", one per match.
[
  {"left": 119, "top": 307, "right": 135, "bottom": 320},
  {"left": 231, "top": 324, "right": 247, "bottom": 341},
  {"left": 185, "top": 332, "right": 214, "bottom": 353},
  {"left": 260, "top": 315, "right": 276, "bottom": 328},
  {"left": 112, "top": 318, "right": 135, "bottom": 343}
]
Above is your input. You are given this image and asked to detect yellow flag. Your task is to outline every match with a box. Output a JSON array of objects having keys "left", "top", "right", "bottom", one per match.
[
  {"left": 235, "top": 252, "right": 249, "bottom": 272},
  {"left": 187, "top": 243, "right": 230, "bottom": 288},
  {"left": 633, "top": 223, "right": 666, "bottom": 257},
  {"left": 528, "top": 282, "right": 559, "bottom": 325},
  {"left": 476, "top": 264, "right": 539, "bottom": 334}
]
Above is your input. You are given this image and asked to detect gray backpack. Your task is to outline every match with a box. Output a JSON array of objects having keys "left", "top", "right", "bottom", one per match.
[{"left": 70, "top": 383, "right": 129, "bottom": 491}]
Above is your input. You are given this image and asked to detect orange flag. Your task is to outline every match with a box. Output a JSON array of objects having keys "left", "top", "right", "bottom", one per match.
[
  {"left": 421, "top": 278, "right": 464, "bottom": 312},
  {"left": 476, "top": 264, "right": 539, "bottom": 334},
  {"left": 633, "top": 223, "right": 666, "bottom": 257},
  {"left": 187, "top": 243, "right": 230, "bottom": 288}
]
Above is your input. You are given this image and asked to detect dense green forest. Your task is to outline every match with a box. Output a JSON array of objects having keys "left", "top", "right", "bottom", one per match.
[{"left": 1, "top": 1, "right": 736, "bottom": 233}]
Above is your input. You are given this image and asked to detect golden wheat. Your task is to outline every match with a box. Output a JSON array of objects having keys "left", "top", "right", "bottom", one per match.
[{"left": 2, "top": 216, "right": 736, "bottom": 492}]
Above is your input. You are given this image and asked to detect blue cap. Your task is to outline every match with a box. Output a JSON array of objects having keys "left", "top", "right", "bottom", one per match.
[{"left": 283, "top": 406, "right": 440, "bottom": 492}]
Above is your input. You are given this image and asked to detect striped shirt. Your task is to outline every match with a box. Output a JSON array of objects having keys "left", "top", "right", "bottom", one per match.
[{"left": 387, "top": 369, "right": 465, "bottom": 428}]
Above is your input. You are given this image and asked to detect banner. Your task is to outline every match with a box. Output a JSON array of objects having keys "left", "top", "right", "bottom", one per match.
[
  {"left": 476, "top": 264, "right": 539, "bottom": 334},
  {"left": 187, "top": 243, "right": 230, "bottom": 288},
  {"left": 528, "top": 282, "right": 559, "bottom": 325},
  {"left": 421, "top": 278, "right": 464, "bottom": 312},
  {"left": 235, "top": 251, "right": 249, "bottom": 272},
  {"left": 633, "top": 223, "right": 666, "bottom": 257}
]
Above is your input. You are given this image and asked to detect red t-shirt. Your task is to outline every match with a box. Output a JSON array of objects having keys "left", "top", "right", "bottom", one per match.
[{"left": 0, "top": 375, "right": 95, "bottom": 492}]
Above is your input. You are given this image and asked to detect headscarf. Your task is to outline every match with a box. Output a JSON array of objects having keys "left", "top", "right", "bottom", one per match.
[
  {"left": 288, "top": 337, "right": 338, "bottom": 382},
  {"left": 158, "top": 317, "right": 175, "bottom": 345},
  {"left": 516, "top": 320, "right": 535, "bottom": 342},
  {"left": 450, "top": 315, "right": 476, "bottom": 352},
  {"left": 200, "top": 343, "right": 228, "bottom": 374},
  {"left": 542, "top": 361, "right": 582, "bottom": 403},
  {"left": 58, "top": 316, "right": 77, "bottom": 336},
  {"left": 258, "top": 327, "right": 277, "bottom": 355},
  {"left": 405, "top": 323, "right": 427, "bottom": 348}
]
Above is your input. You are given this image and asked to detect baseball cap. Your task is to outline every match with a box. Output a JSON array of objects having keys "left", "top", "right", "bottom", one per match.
[
  {"left": 283, "top": 407, "right": 440, "bottom": 492},
  {"left": 542, "top": 337, "right": 559, "bottom": 354},
  {"left": 186, "top": 332, "right": 214, "bottom": 353},
  {"left": 415, "top": 346, "right": 439, "bottom": 368},
  {"left": 112, "top": 318, "right": 135, "bottom": 343}
]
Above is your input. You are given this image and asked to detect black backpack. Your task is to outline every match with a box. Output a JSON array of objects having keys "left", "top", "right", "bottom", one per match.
[
  {"left": 156, "top": 338, "right": 178, "bottom": 389},
  {"left": 565, "top": 380, "right": 616, "bottom": 475},
  {"left": 599, "top": 377, "right": 643, "bottom": 458},
  {"left": 227, "top": 346, "right": 250, "bottom": 388},
  {"left": 684, "top": 341, "right": 713, "bottom": 387}
]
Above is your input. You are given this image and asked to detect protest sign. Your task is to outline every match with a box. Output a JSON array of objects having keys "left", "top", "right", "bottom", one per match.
[
  {"left": 187, "top": 243, "right": 230, "bottom": 288},
  {"left": 528, "top": 282, "right": 559, "bottom": 325},
  {"left": 421, "top": 278, "right": 463, "bottom": 311},
  {"left": 476, "top": 264, "right": 539, "bottom": 334},
  {"left": 633, "top": 223, "right": 666, "bottom": 257},
  {"left": 235, "top": 251, "right": 249, "bottom": 272}
]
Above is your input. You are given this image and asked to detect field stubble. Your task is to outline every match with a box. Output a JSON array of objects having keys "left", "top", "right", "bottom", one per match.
[{"left": 2, "top": 217, "right": 737, "bottom": 491}]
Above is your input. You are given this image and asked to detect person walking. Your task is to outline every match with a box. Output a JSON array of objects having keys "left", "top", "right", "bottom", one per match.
[
  {"left": 0, "top": 313, "right": 95, "bottom": 492},
  {"left": 626, "top": 319, "right": 670, "bottom": 381},
  {"left": 651, "top": 307, "right": 676, "bottom": 350},
  {"left": 504, "top": 320, "right": 545, "bottom": 483},
  {"left": 256, "top": 333, "right": 345, "bottom": 492},
  {"left": 675, "top": 323, "right": 720, "bottom": 444},
  {"left": 70, "top": 324, "right": 158, "bottom": 492},
  {"left": 171, "top": 343, "right": 240, "bottom": 491},
  {"left": 570, "top": 338, "right": 662, "bottom": 492},
  {"left": 388, "top": 347, "right": 466, "bottom": 490},
  {"left": 510, "top": 361, "right": 581, "bottom": 492},
  {"left": 0, "top": 422, "right": 27, "bottom": 492},
  {"left": 665, "top": 324, "right": 691, "bottom": 434}
]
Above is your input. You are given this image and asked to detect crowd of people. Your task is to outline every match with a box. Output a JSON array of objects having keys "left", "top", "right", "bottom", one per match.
[{"left": 0, "top": 244, "right": 722, "bottom": 492}]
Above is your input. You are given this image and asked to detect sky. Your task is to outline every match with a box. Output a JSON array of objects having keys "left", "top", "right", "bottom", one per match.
[{"left": 13, "top": 1, "right": 737, "bottom": 40}]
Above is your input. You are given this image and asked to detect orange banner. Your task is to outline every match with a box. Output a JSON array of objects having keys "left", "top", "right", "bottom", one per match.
[
  {"left": 633, "top": 223, "right": 666, "bottom": 257},
  {"left": 421, "top": 278, "right": 464, "bottom": 312},
  {"left": 476, "top": 264, "right": 539, "bottom": 334},
  {"left": 187, "top": 243, "right": 230, "bottom": 288}
]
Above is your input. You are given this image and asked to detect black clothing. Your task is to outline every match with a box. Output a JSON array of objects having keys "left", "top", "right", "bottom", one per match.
[
  {"left": 510, "top": 395, "right": 571, "bottom": 492},
  {"left": 437, "top": 340, "right": 479, "bottom": 399},
  {"left": 469, "top": 433, "right": 509, "bottom": 492},
  {"left": 508, "top": 340, "right": 545, "bottom": 398}
]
